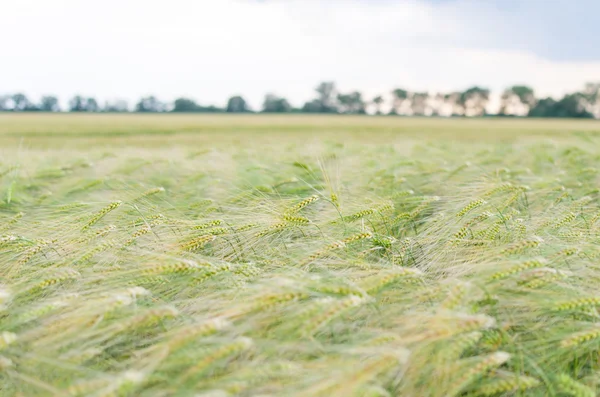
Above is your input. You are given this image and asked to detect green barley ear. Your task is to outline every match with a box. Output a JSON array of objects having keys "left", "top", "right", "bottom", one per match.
[
  {"left": 560, "top": 324, "right": 600, "bottom": 348},
  {"left": 191, "top": 219, "right": 223, "bottom": 230},
  {"left": 446, "top": 352, "right": 511, "bottom": 397},
  {"left": 303, "top": 295, "right": 365, "bottom": 336},
  {"left": 359, "top": 268, "right": 423, "bottom": 294},
  {"left": 82, "top": 201, "right": 122, "bottom": 231},
  {"left": 487, "top": 258, "right": 547, "bottom": 282},
  {"left": 285, "top": 195, "right": 319, "bottom": 214},
  {"left": 437, "top": 332, "right": 482, "bottom": 362},
  {"left": 554, "top": 297, "right": 600, "bottom": 312},
  {"left": 476, "top": 374, "right": 540, "bottom": 396},
  {"left": 181, "top": 235, "right": 216, "bottom": 251},
  {"left": 183, "top": 337, "right": 253, "bottom": 379},
  {"left": 456, "top": 198, "right": 486, "bottom": 218},
  {"left": 163, "top": 318, "right": 230, "bottom": 350},
  {"left": 282, "top": 214, "right": 311, "bottom": 225},
  {"left": 550, "top": 212, "right": 577, "bottom": 230},
  {"left": 1, "top": 212, "right": 24, "bottom": 233},
  {"left": 501, "top": 237, "right": 543, "bottom": 255},
  {"left": 133, "top": 186, "right": 165, "bottom": 201},
  {"left": 555, "top": 374, "right": 595, "bottom": 397}
]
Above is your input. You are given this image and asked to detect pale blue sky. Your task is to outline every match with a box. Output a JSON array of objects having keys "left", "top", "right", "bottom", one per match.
[
  {"left": 420, "top": 0, "right": 600, "bottom": 61},
  {"left": 1, "top": 0, "right": 598, "bottom": 108}
]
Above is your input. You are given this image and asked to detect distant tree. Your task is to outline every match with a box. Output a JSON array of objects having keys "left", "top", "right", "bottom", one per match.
[
  {"left": 337, "top": 91, "right": 366, "bottom": 114},
  {"left": 69, "top": 96, "right": 86, "bottom": 112},
  {"left": 40, "top": 96, "right": 60, "bottom": 112},
  {"left": 372, "top": 95, "right": 384, "bottom": 115},
  {"left": 0, "top": 95, "right": 9, "bottom": 111},
  {"left": 103, "top": 100, "right": 130, "bottom": 113},
  {"left": 11, "top": 93, "right": 32, "bottom": 111},
  {"left": 86, "top": 98, "right": 99, "bottom": 112},
  {"left": 411, "top": 92, "right": 429, "bottom": 116},
  {"left": 301, "top": 99, "right": 324, "bottom": 113},
  {"left": 172, "top": 98, "right": 202, "bottom": 112},
  {"left": 262, "top": 94, "right": 291, "bottom": 113},
  {"left": 315, "top": 82, "right": 338, "bottom": 113},
  {"left": 583, "top": 82, "right": 600, "bottom": 118},
  {"left": 460, "top": 87, "right": 490, "bottom": 116},
  {"left": 390, "top": 88, "right": 409, "bottom": 115},
  {"left": 499, "top": 86, "right": 536, "bottom": 116},
  {"left": 443, "top": 92, "right": 465, "bottom": 116},
  {"left": 529, "top": 94, "right": 593, "bottom": 118},
  {"left": 69, "top": 96, "right": 99, "bottom": 112},
  {"left": 226, "top": 96, "right": 249, "bottom": 113},
  {"left": 135, "top": 96, "right": 166, "bottom": 113}
]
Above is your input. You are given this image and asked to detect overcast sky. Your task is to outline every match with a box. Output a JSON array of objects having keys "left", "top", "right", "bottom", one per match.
[{"left": 2, "top": 0, "right": 599, "bottom": 109}]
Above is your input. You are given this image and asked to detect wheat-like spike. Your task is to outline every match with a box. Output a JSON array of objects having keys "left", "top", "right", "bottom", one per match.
[
  {"left": 488, "top": 258, "right": 547, "bottom": 282},
  {"left": 29, "top": 269, "right": 80, "bottom": 292},
  {"left": 410, "top": 196, "right": 439, "bottom": 218},
  {"left": 519, "top": 268, "right": 570, "bottom": 289},
  {"left": 17, "top": 240, "right": 51, "bottom": 266},
  {"left": 184, "top": 338, "right": 253, "bottom": 379},
  {"left": 235, "top": 223, "right": 259, "bottom": 232},
  {"left": 554, "top": 297, "right": 600, "bottom": 312},
  {"left": 303, "top": 295, "right": 365, "bottom": 336},
  {"left": 555, "top": 191, "right": 572, "bottom": 204},
  {"left": 476, "top": 374, "right": 540, "bottom": 396},
  {"left": 343, "top": 208, "right": 376, "bottom": 222},
  {"left": 446, "top": 352, "right": 511, "bottom": 397},
  {"left": 164, "top": 318, "right": 230, "bottom": 350},
  {"left": 341, "top": 232, "right": 373, "bottom": 244},
  {"left": 464, "top": 211, "right": 493, "bottom": 227},
  {"left": 551, "top": 212, "right": 577, "bottom": 230},
  {"left": 391, "top": 189, "right": 414, "bottom": 199},
  {"left": 359, "top": 268, "right": 423, "bottom": 294},
  {"left": 191, "top": 219, "right": 223, "bottom": 230},
  {"left": 439, "top": 282, "right": 472, "bottom": 310},
  {"left": 284, "top": 195, "right": 319, "bottom": 215},
  {"left": 417, "top": 314, "right": 496, "bottom": 342},
  {"left": 133, "top": 186, "right": 165, "bottom": 201},
  {"left": 556, "top": 374, "right": 595, "bottom": 397},
  {"left": 482, "top": 183, "right": 520, "bottom": 198},
  {"left": 255, "top": 222, "right": 290, "bottom": 237},
  {"left": 79, "top": 240, "right": 114, "bottom": 261},
  {"left": 1, "top": 211, "right": 24, "bottom": 231},
  {"left": 305, "top": 233, "right": 373, "bottom": 264},
  {"left": 143, "top": 260, "right": 207, "bottom": 275},
  {"left": 501, "top": 237, "right": 542, "bottom": 255},
  {"left": 560, "top": 325, "right": 600, "bottom": 348},
  {"left": 116, "top": 306, "right": 179, "bottom": 332},
  {"left": 193, "top": 264, "right": 232, "bottom": 284},
  {"left": 500, "top": 191, "right": 521, "bottom": 211},
  {"left": 456, "top": 198, "right": 486, "bottom": 218},
  {"left": 81, "top": 201, "right": 122, "bottom": 231},
  {"left": 437, "top": 332, "right": 482, "bottom": 362},
  {"left": 181, "top": 235, "right": 216, "bottom": 251},
  {"left": 282, "top": 214, "right": 311, "bottom": 225}
]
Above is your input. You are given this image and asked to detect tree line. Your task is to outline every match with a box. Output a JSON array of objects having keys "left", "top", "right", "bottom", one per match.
[{"left": 1, "top": 82, "right": 599, "bottom": 118}]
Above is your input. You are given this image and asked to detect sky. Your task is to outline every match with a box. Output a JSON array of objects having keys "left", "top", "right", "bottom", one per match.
[{"left": 1, "top": 0, "right": 599, "bottom": 109}]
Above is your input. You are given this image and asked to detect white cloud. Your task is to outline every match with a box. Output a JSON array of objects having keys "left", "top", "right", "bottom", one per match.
[{"left": 1, "top": 0, "right": 599, "bottom": 109}]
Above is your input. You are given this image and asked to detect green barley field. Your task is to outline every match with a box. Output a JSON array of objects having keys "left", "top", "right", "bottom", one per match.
[{"left": 2, "top": 114, "right": 600, "bottom": 396}]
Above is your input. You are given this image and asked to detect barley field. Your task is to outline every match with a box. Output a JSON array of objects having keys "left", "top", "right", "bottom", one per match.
[{"left": 2, "top": 114, "right": 600, "bottom": 397}]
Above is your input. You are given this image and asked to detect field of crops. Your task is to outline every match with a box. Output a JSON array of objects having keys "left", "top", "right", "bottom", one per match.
[{"left": 2, "top": 114, "right": 600, "bottom": 396}]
